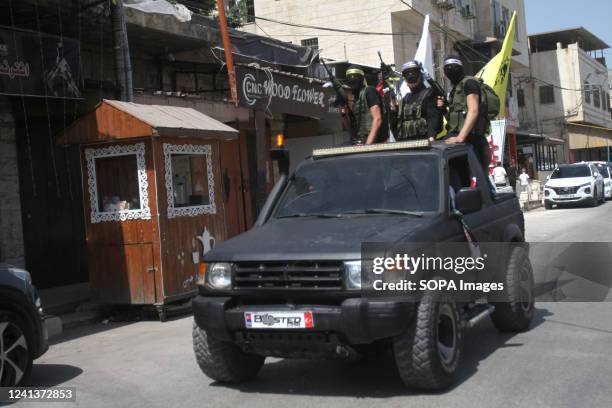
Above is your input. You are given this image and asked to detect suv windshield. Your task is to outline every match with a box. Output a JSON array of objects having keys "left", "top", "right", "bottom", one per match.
[
  {"left": 595, "top": 164, "right": 610, "bottom": 178},
  {"left": 550, "top": 166, "right": 591, "bottom": 179},
  {"left": 275, "top": 154, "right": 439, "bottom": 217}
]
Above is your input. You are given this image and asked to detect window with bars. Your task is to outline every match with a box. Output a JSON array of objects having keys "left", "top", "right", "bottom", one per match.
[
  {"left": 517, "top": 88, "right": 525, "bottom": 108},
  {"left": 301, "top": 37, "right": 319, "bottom": 51},
  {"left": 584, "top": 82, "right": 591, "bottom": 104},
  {"left": 539, "top": 85, "right": 555, "bottom": 104},
  {"left": 245, "top": 0, "right": 255, "bottom": 23},
  {"left": 593, "top": 86, "right": 601, "bottom": 108}
]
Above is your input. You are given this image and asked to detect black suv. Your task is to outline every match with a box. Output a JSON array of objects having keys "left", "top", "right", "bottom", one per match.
[
  {"left": 0, "top": 263, "right": 48, "bottom": 386},
  {"left": 192, "top": 142, "right": 534, "bottom": 390}
]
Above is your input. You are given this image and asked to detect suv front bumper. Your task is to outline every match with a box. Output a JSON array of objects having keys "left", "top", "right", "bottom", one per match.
[
  {"left": 193, "top": 295, "right": 415, "bottom": 345},
  {"left": 544, "top": 187, "right": 594, "bottom": 204}
]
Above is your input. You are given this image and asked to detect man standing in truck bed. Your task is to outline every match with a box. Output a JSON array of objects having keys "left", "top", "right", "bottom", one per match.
[
  {"left": 439, "top": 55, "right": 492, "bottom": 172},
  {"left": 342, "top": 66, "right": 384, "bottom": 145},
  {"left": 394, "top": 60, "right": 443, "bottom": 141}
]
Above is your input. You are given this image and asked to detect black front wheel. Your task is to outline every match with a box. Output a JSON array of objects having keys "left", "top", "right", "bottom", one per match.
[
  {"left": 0, "top": 311, "right": 33, "bottom": 387},
  {"left": 393, "top": 287, "right": 461, "bottom": 390},
  {"left": 491, "top": 246, "right": 535, "bottom": 332},
  {"left": 192, "top": 323, "right": 264, "bottom": 383}
]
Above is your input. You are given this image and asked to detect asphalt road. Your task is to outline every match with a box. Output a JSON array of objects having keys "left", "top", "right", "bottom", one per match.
[{"left": 15, "top": 202, "right": 612, "bottom": 408}]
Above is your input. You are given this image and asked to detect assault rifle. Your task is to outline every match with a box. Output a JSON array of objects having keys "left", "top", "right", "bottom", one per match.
[
  {"left": 320, "top": 59, "right": 357, "bottom": 139},
  {"left": 416, "top": 61, "right": 447, "bottom": 103},
  {"left": 377, "top": 51, "right": 397, "bottom": 84}
]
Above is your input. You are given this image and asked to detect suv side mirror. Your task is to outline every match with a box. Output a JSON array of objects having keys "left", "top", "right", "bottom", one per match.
[{"left": 455, "top": 188, "right": 483, "bottom": 215}]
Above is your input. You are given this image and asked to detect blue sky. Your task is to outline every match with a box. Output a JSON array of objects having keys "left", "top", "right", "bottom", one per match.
[{"left": 525, "top": 0, "right": 612, "bottom": 65}]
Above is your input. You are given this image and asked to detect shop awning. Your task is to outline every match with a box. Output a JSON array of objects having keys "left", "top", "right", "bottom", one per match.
[
  {"left": 58, "top": 100, "right": 238, "bottom": 145},
  {"left": 516, "top": 131, "right": 565, "bottom": 145}
]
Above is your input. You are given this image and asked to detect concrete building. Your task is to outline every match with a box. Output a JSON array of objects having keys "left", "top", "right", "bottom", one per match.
[
  {"left": 608, "top": 68, "right": 612, "bottom": 119},
  {"left": 244, "top": 0, "right": 527, "bottom": 73},
  {"left": 518, "top": 28, "right": 611, "bottom": 175}
]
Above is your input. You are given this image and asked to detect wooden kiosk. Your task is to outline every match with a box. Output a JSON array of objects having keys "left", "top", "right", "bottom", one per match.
[{"left": 58, "top": 100, "right": 238, "bottom": 319}]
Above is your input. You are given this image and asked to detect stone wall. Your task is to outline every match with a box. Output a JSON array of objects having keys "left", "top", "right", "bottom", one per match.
[{"left": 0, "top": 96, "right": 25, "bottom": 267}]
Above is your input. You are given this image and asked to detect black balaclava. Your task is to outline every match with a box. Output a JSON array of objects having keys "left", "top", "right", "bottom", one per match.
[
  {"left": 401, "top": 60, "right": 422, "bottom": 90},
  {"left": 346, "top": 66, "right": 366, "bottom": 94},
  {"left": 443, "top": 56, "right": 465, "bottom": 85}
]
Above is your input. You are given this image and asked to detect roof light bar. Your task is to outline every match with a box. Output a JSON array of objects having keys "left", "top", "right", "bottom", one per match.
[{"left": 312, "top": 139, "right": 431, "bottom": 158}]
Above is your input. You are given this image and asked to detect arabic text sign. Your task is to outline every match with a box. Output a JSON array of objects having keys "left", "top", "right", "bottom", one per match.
[
  {"left": 236, "top": 66, "right": 336, "bottom": 118},
  {"left": 0, "top": 28, "right": 81, "bottom": 98}
]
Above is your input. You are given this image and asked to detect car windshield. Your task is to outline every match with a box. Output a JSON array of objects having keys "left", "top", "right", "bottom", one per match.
[
  {"left": 274, "top": 153, "right": 439, "bottom": 218},
  {"left": 596, "top": 164, "right": 610, "bottom": 178},
  {"left": 550, "top": 166, "right": 591, "bottom": 179}
]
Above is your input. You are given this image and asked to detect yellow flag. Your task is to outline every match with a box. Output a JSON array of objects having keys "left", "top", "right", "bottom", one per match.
[{"left": 476, "top": 10, "right": 517, "bottom": 118}]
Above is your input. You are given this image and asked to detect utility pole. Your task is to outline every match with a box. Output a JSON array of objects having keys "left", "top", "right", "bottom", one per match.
[
  {"left": 217, "top": 0, "right": 238, "bottom": 106},
  {"left": 438, "top": 7, "right": 448, "bottom": 90},
  {"left": 110, "top": 0, "right": 133, "bottom": 102}
]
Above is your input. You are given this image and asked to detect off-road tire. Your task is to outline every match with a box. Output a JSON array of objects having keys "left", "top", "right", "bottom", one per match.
[
  {"left": 0, "top": 311, "right": 33, "bottom": 387},
  {"left": 393, "top": 289, "right": 461, "bottom": 390},
  {"left": 192, "top": 323, "right": 264, "bottom": 383},
  {"left": 491, "top": 246, "right": 535, "bottom": 332}
]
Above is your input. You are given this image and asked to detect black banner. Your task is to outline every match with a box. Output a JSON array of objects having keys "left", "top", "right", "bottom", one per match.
[
  {"left": 235, "top": 65, "right": 339, "bottom": 119},
  {"left": 226, "top": 30, "right": 317, "bottom": 67},
  {"left": 0, "top": 27, "right": 81, "bottom": 99}
]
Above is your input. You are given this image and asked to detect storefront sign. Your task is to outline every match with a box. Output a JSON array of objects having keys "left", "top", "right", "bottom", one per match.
[
  {"left": 0, "top": 27, "right": 81, "bottom": 98},
  {"left": 236, "top": 65, "right": 337, "bottom": 119}
]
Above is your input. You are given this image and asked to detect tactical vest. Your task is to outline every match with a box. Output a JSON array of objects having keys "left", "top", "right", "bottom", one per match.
[
  {"left": 447, "top": 76, "right": 488, "bottom": 136},
  {"left": 398, "top": 88, "right": 430, "bottom": 140},
  {"left": 351, "top": 87, "right": 374, "bottom": 144}
]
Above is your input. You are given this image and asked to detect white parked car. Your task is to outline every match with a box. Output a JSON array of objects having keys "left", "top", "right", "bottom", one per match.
[
  {"left": 591, "top": 161, "right": 612, "bottom": 200},
  {"left": 544, "top": 163, "right": 605, "bottom": 209}
]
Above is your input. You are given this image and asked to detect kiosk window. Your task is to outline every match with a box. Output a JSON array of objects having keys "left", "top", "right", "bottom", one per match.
[
  {"left": 170, "top": 154, "right": 211, "bottom": 207},
  {"left": 95, "top": 154, "right": 141, "bottom": 212}
]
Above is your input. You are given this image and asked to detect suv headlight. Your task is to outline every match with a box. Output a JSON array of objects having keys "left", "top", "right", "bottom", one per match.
[
  {"left": 205, "top": 262, "right": 233, "bottom": 290},
  {"left": 344, "top": 260, "right": 362, "bottom": 290}
]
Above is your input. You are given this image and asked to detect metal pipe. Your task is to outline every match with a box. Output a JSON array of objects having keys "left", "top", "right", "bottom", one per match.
[{"left": 216, "top": 0, "right": 238, "bottom": 106}]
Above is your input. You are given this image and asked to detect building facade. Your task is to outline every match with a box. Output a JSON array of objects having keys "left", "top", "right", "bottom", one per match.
[{"left": 518, "top": 28, "right": 611, "bottom": 176}]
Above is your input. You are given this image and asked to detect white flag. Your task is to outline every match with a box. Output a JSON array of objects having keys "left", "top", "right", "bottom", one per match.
[{"left": 399, "top": 14, "right": 434, "bottom": 98}]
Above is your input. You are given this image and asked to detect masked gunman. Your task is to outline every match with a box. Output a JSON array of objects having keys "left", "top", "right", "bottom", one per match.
[
  {"left": 342, "top": 66, "right": 384, "bottom": 145},
  {"left": 395, "top": 60, "right": 443, "bottom": 141},
  {"left": 440, "top": 55, "right": 492, "bottom": 171}
]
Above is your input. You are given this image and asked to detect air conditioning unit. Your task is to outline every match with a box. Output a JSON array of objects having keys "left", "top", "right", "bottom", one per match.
[{"left": 433, "top": 0, "right": 456, "bottom": 10}]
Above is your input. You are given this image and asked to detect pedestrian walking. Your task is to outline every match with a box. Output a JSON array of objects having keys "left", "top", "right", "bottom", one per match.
[{"left": 519, "top": 168, "right": 530, "bottom": 193}]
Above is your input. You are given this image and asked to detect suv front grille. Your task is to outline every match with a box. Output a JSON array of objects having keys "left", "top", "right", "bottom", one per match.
[
  {"left": 233, "top": 261, "right": 344, "bottom": 291},
  {"left": 552, "top": 186, "right": 580, "bottom": 195}
]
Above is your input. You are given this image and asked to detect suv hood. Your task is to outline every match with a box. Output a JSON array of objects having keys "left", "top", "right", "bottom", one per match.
[
  {"left": 546, "top": 177, "right": 591, "bottom": 188},
  {"left": 205, "top": 216, "right": 431, "bottom": 262}
]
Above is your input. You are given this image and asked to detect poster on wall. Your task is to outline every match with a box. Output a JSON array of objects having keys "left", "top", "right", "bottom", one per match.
[{"left": 0, "top": 27, "right": 81, "bottom": 99}]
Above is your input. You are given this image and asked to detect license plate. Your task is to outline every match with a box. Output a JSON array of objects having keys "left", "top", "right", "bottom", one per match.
[
  {"left": 560, "top": 194, "right": 577, "bottom": 198},
  {"left": 244, "top": 311, "right": 314, "bottom": 329}
]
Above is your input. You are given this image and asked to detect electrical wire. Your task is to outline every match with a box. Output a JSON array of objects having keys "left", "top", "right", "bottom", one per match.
[{"left": 253, "top": 15, "right": 419, "bottom": 36}]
